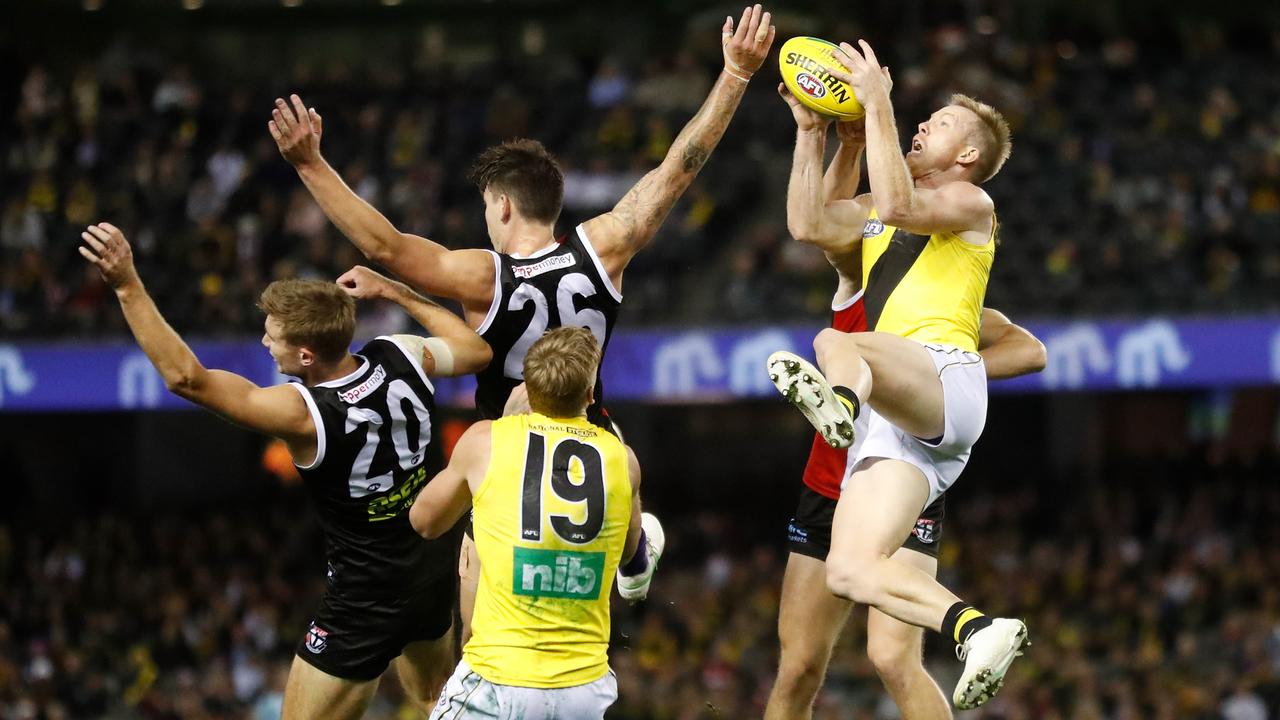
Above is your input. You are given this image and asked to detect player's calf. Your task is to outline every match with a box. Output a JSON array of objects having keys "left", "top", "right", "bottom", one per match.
[{"left": 812, "top": 328, "right": 874, "bottom": 403}]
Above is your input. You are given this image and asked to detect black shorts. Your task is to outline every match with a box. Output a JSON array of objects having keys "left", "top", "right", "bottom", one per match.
[
  {"left": 295, "top": 584, "right": 454, "bottom": 682},
  {"left": 787, "top": 485, "right": 945, "bottom": 560}
]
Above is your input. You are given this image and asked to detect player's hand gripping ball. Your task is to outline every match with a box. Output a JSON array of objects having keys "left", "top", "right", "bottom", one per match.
[{"left": 779, "top": 37, "right": 864, "bottom": 120}]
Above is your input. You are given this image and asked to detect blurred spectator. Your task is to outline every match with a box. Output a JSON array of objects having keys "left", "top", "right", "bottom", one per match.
[{"left": 5, "top": 10, "right": 1280, "bottom": 338}]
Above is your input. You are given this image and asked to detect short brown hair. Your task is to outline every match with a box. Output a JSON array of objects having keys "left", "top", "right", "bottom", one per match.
[
  {"left": 523, "top": 327, "right": 601, "bottom": 418},
  {"left": 257, "top": 279, "right": 355, "bottom": 363},
  {"left": 467, "top": 139, "right": 564, "bottom": 224},
  {"left": 950, "top": 94, "right": 1012, "bottom": 183}
]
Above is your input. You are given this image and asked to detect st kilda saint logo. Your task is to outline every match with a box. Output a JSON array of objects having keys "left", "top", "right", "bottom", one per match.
[
  {"left": 305, "top": 622, "right": 330, "bottom": 654},
  {"left": 913, "top": 518, "right": 937, "bottom": 544}
]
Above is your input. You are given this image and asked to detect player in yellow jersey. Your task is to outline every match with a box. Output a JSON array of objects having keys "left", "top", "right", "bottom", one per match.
[
  {"left": 409, "top": 327, "right": 653, "bottom": 718},
  {"left": 766, "top": 86, "right": 1047, "bottom": 720},
  {"left": 767, "top": 39, "right": 1028, "bottom": 710}
]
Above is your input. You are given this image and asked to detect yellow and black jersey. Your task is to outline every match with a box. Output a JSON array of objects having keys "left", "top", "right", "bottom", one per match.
[
  {"left": 464, "top": 412, "right": 633, "bottom": 688},
  {"left": 860, "top": 210, "right": 996, "bottom": 352}
]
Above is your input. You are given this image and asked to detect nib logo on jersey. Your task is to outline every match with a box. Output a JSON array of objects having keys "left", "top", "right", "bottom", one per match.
[
  {"left": 512, "top": 547, "right": 606, "bottom": 600},
  {"left": 304, "top": 622, "right": 330, "bottom": 654}
]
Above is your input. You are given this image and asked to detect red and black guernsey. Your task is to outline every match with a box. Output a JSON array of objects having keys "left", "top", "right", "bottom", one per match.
[
  {"left": 291, "top": 336, "right": 454, "bottom": 599},
  {"left": 474, "top": 226, "right": 622, "bottom": 427},
  {"left": 801, "top": 291, "right": 868, "bottom": 499}
]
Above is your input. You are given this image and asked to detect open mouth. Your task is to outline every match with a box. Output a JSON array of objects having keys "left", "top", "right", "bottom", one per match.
[{"left": 911, "top": 138, "right": 924, "bottom": 153}]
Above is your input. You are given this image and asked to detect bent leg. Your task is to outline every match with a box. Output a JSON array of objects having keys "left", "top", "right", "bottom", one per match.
[
  {"left": 459, "top": 532, "right": 479, "bottom": 647},
  {"left": 396, "top": 631, "right": 456, "bottom": 714},
  {"left": 283, "top": 655, "right": 379, "bottom": 720},
  {"left": 764, "top": 552, "right": 855, "bottom": 720},
  {"left": 866, "top": 548, "right": 952, "bottom": 720},
  {"left": 813, "top": 329, "right": 945, "bottom": 439},
  {"left": 825, "top": 459, "right": 959, "bottom": 630}
]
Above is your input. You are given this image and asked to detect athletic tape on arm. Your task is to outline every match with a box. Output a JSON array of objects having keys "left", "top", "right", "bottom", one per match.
[
  {"left": 390, "top": 334, "right": 454, "bottom": 376},
  {"left": 422, "top": 337, "right": 454, "bottom": 376}
]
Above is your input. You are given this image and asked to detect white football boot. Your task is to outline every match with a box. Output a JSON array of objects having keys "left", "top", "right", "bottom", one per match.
[
  {"left": 766, "top": 351, "right": 856, "bottom": 449},
  {"left": 953, "top": 618, "right": 1029, "bottom": 709},
  {"left": 616, "top": 512, "right": 665, "bottom": 603}
]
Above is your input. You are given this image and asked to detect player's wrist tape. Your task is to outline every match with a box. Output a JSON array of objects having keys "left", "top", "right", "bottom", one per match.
[
  {"left": 722, "top": 53, "right": 753, "bottom": 82},
  {"left": 423, "top": 337, "right": 454, "bottom": 376}
]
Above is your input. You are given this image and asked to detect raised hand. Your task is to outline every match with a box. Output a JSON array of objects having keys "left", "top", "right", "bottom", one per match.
[
  {"left": 830, "top": 40, "right": 893, "bottom": 109},
  {"left": 79, "top": 222, "right": 139, "bottom": 291},
  {"left": 722, "top": 4, "right": 777, "bottom": 81},
  {"left": 778, "top": 82, "right": 831, "bottom": 132},
  {"left": 337, "top": 265, "right": 393, "bottom": 301},
  {"left": 268, "top": 93, "right": 324, "bottom": 169}
]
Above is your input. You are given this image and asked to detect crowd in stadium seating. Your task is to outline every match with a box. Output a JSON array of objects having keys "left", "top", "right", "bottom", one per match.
[
  {"left": 3, "top": 456, "right": 1279, "bottom": 719},
  {"left": 3, "top": 16, "right": 1280, "bottom": 338}
]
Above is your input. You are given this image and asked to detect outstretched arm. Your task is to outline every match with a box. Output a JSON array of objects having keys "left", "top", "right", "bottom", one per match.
[
  {"left": 978, "top": 308, "right": 1047, "bottom": 380},
  {"left": 79, "top": 223, "right": 316, "bottom": 460},
  {"left": 829, "top": 41, "right": 993, "bottom": 238},
  {"left": 411, "top": 421, "right": 491, "bottom": 539},
  {"left": 582, "top": 5, "right": 776, "bottom": 287},
  {"left": 337, "top": 266, "right": 493, "bottom": 377},
  {"left": 779, "top": 84, "right": 871, "bottom": 254},
  {"left": 269, "top": 95, "right": 494, "bottom": 313}
]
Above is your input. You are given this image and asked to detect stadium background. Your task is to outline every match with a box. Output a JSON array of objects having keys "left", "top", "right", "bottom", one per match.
[{"left": 4, "top": 0, "right": 1280, "bottom": 717}]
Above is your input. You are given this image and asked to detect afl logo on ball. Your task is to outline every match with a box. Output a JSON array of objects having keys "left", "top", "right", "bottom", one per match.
[
  {"left": 795, "top": 72, "right": 827, "bottom": 99},
  {"left": 305, "top": 622, "right": 329, "bottom": 654},
  {"left": 862, "top": 219, "right": 885, "bottom": 238}
]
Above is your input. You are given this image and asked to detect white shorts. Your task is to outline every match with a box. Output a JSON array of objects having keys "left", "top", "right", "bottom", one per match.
[
  {"left": 429, "top": 660, "right": 618, "bottom": 720},
  {"left": 842, "top": 343, "right": 988, "bottom": 508}
]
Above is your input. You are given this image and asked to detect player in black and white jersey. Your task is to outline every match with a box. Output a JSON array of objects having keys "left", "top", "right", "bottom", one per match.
[
  {"left": 269, "top": 5, "right": 779, "bottom": 641},
  {"left": 78, "top": 223, "right": 492, "bottom": 719}
]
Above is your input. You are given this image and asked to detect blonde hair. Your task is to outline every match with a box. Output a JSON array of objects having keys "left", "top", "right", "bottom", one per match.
[
  {"left": 950, "top": 93, "right": 1012, "bottom": 183},
  {"left": 523, "top": 327, "right": 601, "bottom": 418},
  {"left": 257, "top": 279, "right": 355, "bottom": 362}
]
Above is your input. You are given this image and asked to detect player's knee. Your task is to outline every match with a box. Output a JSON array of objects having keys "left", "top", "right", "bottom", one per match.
[
  {"left": 824, "top": 556, "right": 877, "bottom": 604},
  {"left": 774, "top": 648, "right": 828, "bottom": 702},
  {"left": 867, "top": 631, "right": 923, "bottom": 689},
  {"left": 813, "top": 328, "right": 850, "bottom": 365}
]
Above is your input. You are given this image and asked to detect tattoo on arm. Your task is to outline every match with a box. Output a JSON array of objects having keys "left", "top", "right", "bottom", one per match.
[
  {"left": 611, "top": 170, "right": 675, "bottom": 245},
  {"left": 681, "top": 143, "right": 710, "bottom": 173}
]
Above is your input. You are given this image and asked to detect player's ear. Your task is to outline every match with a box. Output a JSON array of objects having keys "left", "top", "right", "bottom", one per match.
[
  {"left": 499, "top": 194, "right": 513, "bottom": 224},
  {"left": 298, "top": 346, "right": 315, "bottom": 368},
  {"left": 957, "top": 144, "right": 980, "bottom": 169}
]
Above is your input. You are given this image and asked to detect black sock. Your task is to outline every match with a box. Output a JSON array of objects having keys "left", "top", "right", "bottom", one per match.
[
  {"left": 832, "top": 385, "right": 861, "bottom": 419},
  {"left": 619, "top": 529, "right": 649, "bottom": 577},
  {"left": 942, "top": 602, "right": 993, "bottom": 647}
]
